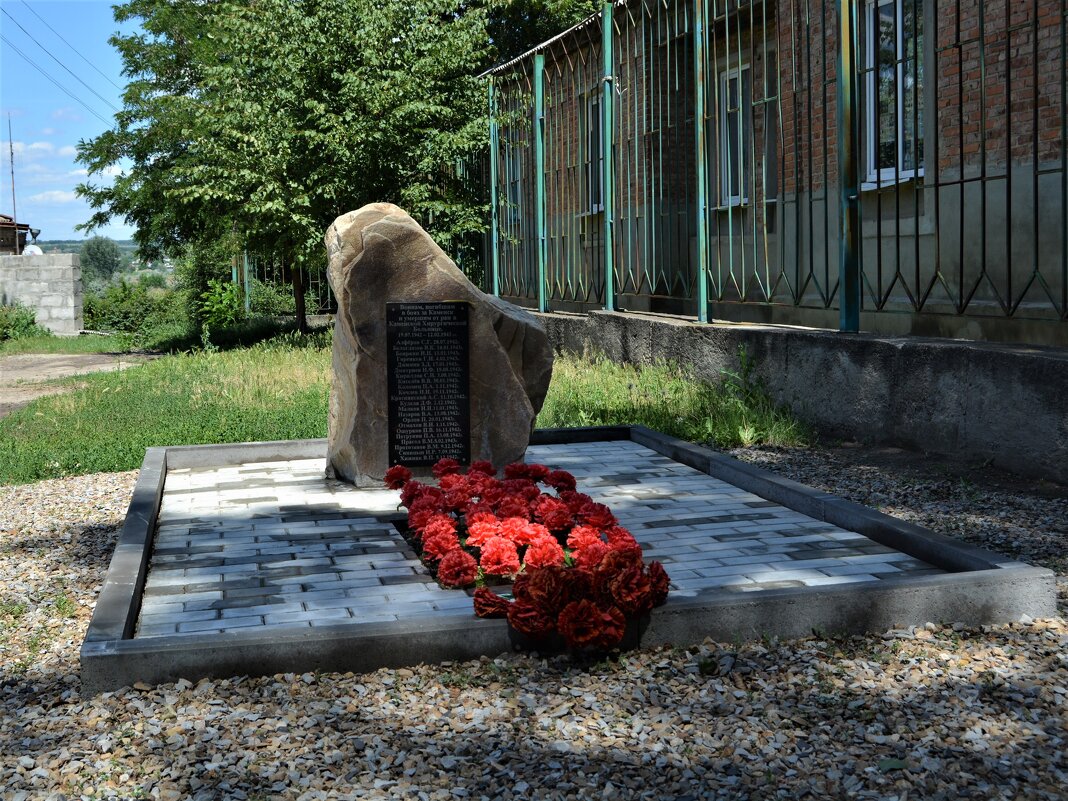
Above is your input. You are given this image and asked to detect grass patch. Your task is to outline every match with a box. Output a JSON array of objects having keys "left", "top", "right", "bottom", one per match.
[
  {"left": 537, "top": 352, "right": 810, "bottom": 449},
  {"left": 0, "top": 332, "right": 332, "bottom": 484},
  {"left": 0, "top": 343, "right": 807, "bottom": 485},
  {"left": 0, "top": 333, "right": 134, "bottom": 356}
]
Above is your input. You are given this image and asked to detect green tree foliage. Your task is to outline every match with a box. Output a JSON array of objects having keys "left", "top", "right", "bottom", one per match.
[
  {"left": 488, "top": 0, "right": 600, "bottom": 64},
  {"left": 79, "top": 236, "right": 123, "bottom": 283},
  {"left": 76, "top": 0, "right": 492, "bottom": 274}
]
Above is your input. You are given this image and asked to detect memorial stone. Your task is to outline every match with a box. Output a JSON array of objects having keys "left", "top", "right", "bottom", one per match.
[{"left": 325, "top": 203, "right": 553, "bottom": 486}]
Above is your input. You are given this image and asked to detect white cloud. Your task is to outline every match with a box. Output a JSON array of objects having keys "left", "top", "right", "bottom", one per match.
[
  {"left": 41, "top": 127, "right": 56, "bottom": 136},
  {"left": 57, "top": 145, "right": 78, "bottom": 158},
  {"left": 68, "top": 168, "right": 90, "bottom": 177},
  {"left": 27, "top": 142, "right": 55, "bottom": 153},
  {"left": 28, "top": 190, "right": 79, "bottom": 204},
  {"left": 51, "top": 108, "right": 82, "bottom": 122}
]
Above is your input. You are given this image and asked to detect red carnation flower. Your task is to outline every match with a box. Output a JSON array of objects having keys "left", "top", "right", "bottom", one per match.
[
  {"left": 439, "top": 473, "right": 466, "bottom": 492},
  {"left": 444, "top": 488, "right": 472, "bottom": 512},
  {"left": 464, "top": 502, "right": 497, "bottom": 525},
  {"left": 408, "top": 503, "right": 445, "bottom": 533},
  {"left": 499, "top": 517, "right": 534, "bottom": 546},
  {"left": 511, "top": 571, "right": 530, "bottom": 601},
  {"left": 605, "top": 525, "right": 642, "bottom": 556},
  {"left": 545, "top": 469, "right": 577, "bottom": 492},
  {"left": 479, "top": 536, "right": 521, "bottom": 577},
  {"left": 534, "top": 496, "right": 573, "bottom": 531},
  {"left": 480, "top": 481, "right": 506, "bottom": 506},
  {"left": 573, "top": 539, "right": 610, "bottom": 569},
  {"left": 607, "top": 565, "right": 653, "bottom": 615},
  {"left": 566, "top": 525, "right": 604, "bottom": 552},
  {"left": 495, "top": 495, "right": 530, "bottom": 520},
  {"left": 507, "top": 599, "right": 555, "bottom": 638},
  {"left": 464, "top": 519, "right": 501, "bottom": 548},
  {"left": 557, "top": 600, "right": 627, "bottom": 650},
  {"left": 400, "top": 480, "right": 429, "bottom": 508},
  {"left": 526, "top": 463, "right": 551, "bottom": 482},
  {"left": 422, "top": 531, "right": 461, "bottom": 561},
  {"left": 473, "top": 587, "right": 510, "bottom": 618},
  {"left": 432, "top": 458, "right": 462, "bottom": 478},
  {"left": 596, "top": 547, "right": 645, "bottom": 577},
  {"left": 648, "top": 561, "right": 670, "bottom": 606},
  {"left": 469, "top": 460, "right": 496, "bottom": 476},
  {"left": 580, "top": 501, "right": 617, "bottom": 529},
  {"left": 437, "top": 548, "right": 478, "bottom": 588},
  {"left": 523, "top": 536, "right": 566, "bottom": 569},
  {"left": 384, "top": 465, "right": 413, "bottom": 490},
  {"left": 422, "top": 514, "right": 457, "bottom": 542}
]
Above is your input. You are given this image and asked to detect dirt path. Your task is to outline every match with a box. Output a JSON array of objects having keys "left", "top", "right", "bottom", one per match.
[{"left": 0, "top": 352, "right": 158, "bottom": 419}]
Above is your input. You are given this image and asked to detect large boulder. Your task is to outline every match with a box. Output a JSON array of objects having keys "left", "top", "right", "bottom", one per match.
[{"left": 324, "top": 203, "right": 553, "bottom": 486}]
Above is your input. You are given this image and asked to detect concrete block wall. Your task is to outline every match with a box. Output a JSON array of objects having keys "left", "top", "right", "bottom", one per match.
[
  {"left": 539, "top": 310, "right": 1068, "bottom": 485},
  {"left": 0, "top": 253, "right": 83, "bottom": 334}
]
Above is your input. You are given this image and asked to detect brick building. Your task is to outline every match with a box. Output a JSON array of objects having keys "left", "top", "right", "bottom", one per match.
[{"left": 482, "top": 0, "right": 1067, "bottom": 345}]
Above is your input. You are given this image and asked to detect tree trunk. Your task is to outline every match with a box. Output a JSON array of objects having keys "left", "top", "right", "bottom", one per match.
[{"left": 291, "top": 258, "right": 308, "bottom": 334}]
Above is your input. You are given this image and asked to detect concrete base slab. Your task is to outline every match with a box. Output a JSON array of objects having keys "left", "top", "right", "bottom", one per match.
[{"left": 81, "top": 427, "right": 1057, "bottom": 694}]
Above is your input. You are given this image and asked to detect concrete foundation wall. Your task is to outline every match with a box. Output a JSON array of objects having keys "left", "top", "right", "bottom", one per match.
[
  {"left": 539, "top": 310, "right": 1068, "bottom": 484},
  {"left": 0, "top": 254, "right": 83, "bottom": 334}
]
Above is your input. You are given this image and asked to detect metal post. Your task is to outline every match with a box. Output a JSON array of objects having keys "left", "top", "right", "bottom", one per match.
[
  {"left": 488, "top": 78, "right": 501, "bottom": 297},
  {"left": 602, "top": 2, "right": 615, "bottom": 312},
  {"left": 242, "top": 251, "right": 251, "bottom": 314},
  {"left": 534, "top": 53, "right": 547, "bottom": 313},
  {"left": 836, "top": 0, "right": 860, "bottom": 332},
  {"left": 694, "top": 0, "right": 708, "bottom": 322}
]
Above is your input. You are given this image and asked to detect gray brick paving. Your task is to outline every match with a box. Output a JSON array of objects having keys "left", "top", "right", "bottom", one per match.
[{"left": 135, "top": 443, "right": 943, "bottom": 638}]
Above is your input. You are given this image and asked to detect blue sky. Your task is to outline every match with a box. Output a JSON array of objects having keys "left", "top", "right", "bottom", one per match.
[{"left": 1, "top": 0, "right": 137, "bottom": 241}]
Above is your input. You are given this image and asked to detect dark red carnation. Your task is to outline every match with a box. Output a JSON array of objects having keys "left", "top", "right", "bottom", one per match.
[
  {"left": 522, "top": 566, "right": 575, "bottom": 616},
  {"left": 648, "top": 561, "right": 670, "bottom": 606},
  {"left": 443, "top": 488, "right": 473, "bottom": 512},
  {"left": 495, "top": 495, "right": 530, "bottom": 520},
  {"left": 534, "top": 496, "right": 573, "bottom": 531},
  {"left": 468, "top": 460, "right": 496, "bottom": 476},
  {"left": 502, "top": 478, "right": 539, "bottom": 500},
  {"left": 437, "top": 549, "right": 478, "bottom": 588},
  {"left": 399, "top": 480, "right": 429, "bottom": 507},
  {"left": 605, "top": 525, "right": 642, "bottom": 555},
  {"left": 559, "top": 491, "right": 594, "bottom": 515},
  {"left": 507, "top": 599, "right": 555, "bottom": 638},
  {"left": 545, "top": 469, "right": 577, "bottom": 492},
  {"left": 473, "top": 587, "right": 511, "bottom": 618},
  {"left": 511, "top": 571, "right": 530, "bottom": 601},
  {"left": 580, "top": 502, "right": 617, "bottom": 529},
  {"left": 503, "top": 463, "right": 527, "bottom": 480},
  {"left": 525, "top": 463, "right": 551, "bottom": 482},
  {"left": 384, "top": 465, "right": 413, "bottom": 490},
  {"left": 607, "top": 565, "right": 653, "bottom": 615},
  {"left": 432, "top": 458, "right": 462, "bottom": 478},
  {"left": 480, "top": 481, "right": 506, "bottom": 506},
  {"left": 439, "top": 473, "right": 466, "bottom": 492},
  {"left": 595, "top": 547, "right": 645, "bottom": 578},
  {"left": 557, "top": 600, "right": 627, "bottom": 650}
]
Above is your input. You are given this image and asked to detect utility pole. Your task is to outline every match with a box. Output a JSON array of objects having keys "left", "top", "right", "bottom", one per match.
[{"left": 8, "top": 114, "right": 20, "bottom": 255}]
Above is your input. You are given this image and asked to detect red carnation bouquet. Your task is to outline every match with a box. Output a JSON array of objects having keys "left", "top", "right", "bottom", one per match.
[{"left": 385, "top": 459, "right": 670, "bottom": 652}]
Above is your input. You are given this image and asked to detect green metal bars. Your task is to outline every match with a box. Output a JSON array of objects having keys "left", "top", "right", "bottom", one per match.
[{"left": 482, "top": 0, "right": 1068, "bottom": 344}]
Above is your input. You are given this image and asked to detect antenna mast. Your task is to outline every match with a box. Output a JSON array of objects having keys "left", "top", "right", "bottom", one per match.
[{"left": 8, "top": 114, "right": 19, "bottom": 256}]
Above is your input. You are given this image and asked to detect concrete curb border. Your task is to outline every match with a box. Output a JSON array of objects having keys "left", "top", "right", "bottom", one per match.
[{"left": 81, "top": 428, "right": 1058, "bottom": 694}]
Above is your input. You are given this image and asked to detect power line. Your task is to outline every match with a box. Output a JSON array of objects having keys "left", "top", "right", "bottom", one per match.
[
  {"left": 0, "top": 34, "right": 112, "bottom": 126},
  {"left": 2, "top": 7, "right": 121, "bottom": 113},
  {"left": 17, "top": 0, "right": 124, "bottom": 92}
]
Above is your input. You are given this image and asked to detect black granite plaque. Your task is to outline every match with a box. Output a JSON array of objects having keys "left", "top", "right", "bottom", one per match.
[{"left": 387, "top": 302, "right": 471, "bottom": 467}]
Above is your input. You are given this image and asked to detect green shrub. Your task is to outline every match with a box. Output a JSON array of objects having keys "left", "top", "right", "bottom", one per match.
[
  {"left": 199, "top": 279, "right": 245, "bottom": 328},
  {"left": 0, "top": 301, "right": 51, "bottom": 341},
  {"left": 138, "top": 271, "right": 167, "bottom": 289},
  {"left": 248, "top": 278, "right": 295, "bottom": 316},
  {"left": 84, "top": 280, "right": 161, "bottom": 333}
]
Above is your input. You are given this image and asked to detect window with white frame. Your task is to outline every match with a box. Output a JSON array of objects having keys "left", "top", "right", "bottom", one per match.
[
  {"left": 864, "top": 0, "right": 924, "bottom": 183},
  {"left": 586, "top": 93, "right": 604, "bottom": 213},
  {"left": 719, "top": 65, "right": 751, "bottom": 206}
]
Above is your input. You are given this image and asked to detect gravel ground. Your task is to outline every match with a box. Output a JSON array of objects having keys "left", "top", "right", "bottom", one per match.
[{"left": 1, "top": 447, "right": 1066, "bottom": 801}]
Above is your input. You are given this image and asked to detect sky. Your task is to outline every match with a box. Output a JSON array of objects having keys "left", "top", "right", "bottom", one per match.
[{"left": 0, "top": 0, "right": 138, "bottom": 241}]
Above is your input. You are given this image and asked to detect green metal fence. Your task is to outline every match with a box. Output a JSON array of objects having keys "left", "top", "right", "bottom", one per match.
[{"left": 479, "top": 0, "right": 1068, "bottom": 344}]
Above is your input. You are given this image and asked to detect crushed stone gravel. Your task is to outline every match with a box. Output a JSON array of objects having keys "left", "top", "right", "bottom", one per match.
[{"left": 1, "top": 446, "right": 1065, "bottom": 801}]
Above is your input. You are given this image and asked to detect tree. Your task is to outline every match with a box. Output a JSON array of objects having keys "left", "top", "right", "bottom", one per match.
[
  {"left": 77, "top": 0, "right": 494, "bottom": 331},
  {"left": 488, "top": 0, "right": 600, "bottom": 65},
  {"left": 80, "top": 236, "right": 123, "bottom": 284}
]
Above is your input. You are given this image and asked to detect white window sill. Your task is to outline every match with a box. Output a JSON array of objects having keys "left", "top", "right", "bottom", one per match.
[{"left": 861, "top": 170, "right": 924, "bottom": 192}]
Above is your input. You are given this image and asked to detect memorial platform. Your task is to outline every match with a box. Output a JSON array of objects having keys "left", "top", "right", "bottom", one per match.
[{"left": 81, "top": 427, "right": 1057, "bottom": 693}]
